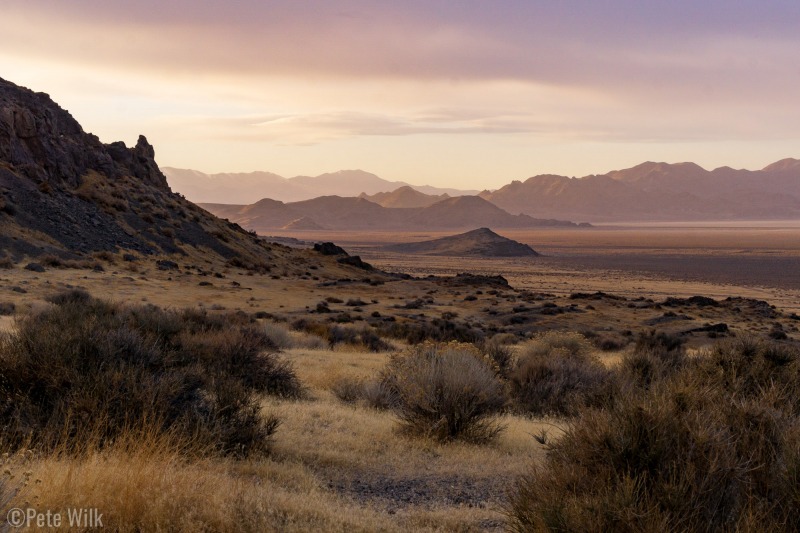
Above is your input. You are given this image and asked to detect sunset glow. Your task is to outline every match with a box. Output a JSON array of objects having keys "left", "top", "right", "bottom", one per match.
[{"left": 3, "top": 0, "right": 799, "bottom": 188}]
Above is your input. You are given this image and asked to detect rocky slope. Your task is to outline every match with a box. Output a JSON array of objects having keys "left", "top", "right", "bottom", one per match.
[
  {"left": 0, "top": 78, "right": 332, "bottom": 272},
  {"left": 385, "top": 228, "right": 540, "bottom": 257}
]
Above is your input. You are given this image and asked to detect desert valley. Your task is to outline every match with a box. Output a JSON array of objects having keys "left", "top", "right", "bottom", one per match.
[{"left": 1, "top": 71, "right": 800, "bottom": 532}]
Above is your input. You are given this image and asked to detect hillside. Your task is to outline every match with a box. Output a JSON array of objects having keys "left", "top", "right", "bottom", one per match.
[
  {"left": 481, "top": 161, "right": 800, "bottom": 222},
  {"left": 359, "top": 186, "right": 449, "bottom": 208},
  {"left": 385, "top": 227, "right": 539, "bottom": 257},
  {"left": 0, "top": 77, "right": 375, "bottom": 279},
  {"left": 164, "top": 167, "right": 479, "bottom": 204},
  {"left": 200, "top": 195, "right": 580, "bottom": 232}
]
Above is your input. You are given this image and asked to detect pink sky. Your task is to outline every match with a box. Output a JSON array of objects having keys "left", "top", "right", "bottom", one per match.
[{"left": 2, "top": 1, "right": 799, "bottom": 188}]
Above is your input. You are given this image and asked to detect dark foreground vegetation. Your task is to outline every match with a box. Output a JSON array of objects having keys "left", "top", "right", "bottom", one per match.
[
  {"left": 0, "top": 289, "right": 300, "bottom": 457},
  {"left": 2, "top": 290, "right": 798, "bottom": 530},
  {"left": 507, "top": 335, "right": 800, "bottom": 532}
]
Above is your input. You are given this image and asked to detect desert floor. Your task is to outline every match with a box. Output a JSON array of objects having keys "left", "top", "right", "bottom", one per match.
[{"left": 1, "top": 222, "right": 799, "bottom": 530}]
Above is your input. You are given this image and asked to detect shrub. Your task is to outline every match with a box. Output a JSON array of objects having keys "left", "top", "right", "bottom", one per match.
[
  {"left": 0, "top": 296, "right": 299, "bottom": 456},
  {"left": 382, "top": 343, "right": 506, "bottom": 442},
  {"left": 45, "top": 288, "right": 91, "bottom": 306},
  {"left": 0, "top": 302, "right": 15, "bottom": 316},
  {"left": 262, "top": 321, "right": 294, "bottom": 350},
  {"left": 695, "top": 336, "right": 800, "bottom": 413},
  {"left": 330, "top": 376, "right": 367, "bottom": 403},
  {"left": 509, "top": 332, "right": 613, "bottom": 416},
  {"left": 635, "top": 329, "right": 685, "bottom": 353},
  {"left": 507, "top": 337, "right": 800, "bottom": 532},
  {"left": 376, "top": 318, "right": 484, "bottom": 344},
  {"left": 331, "top": 375, "right": 399, "bottom": 410},
  {"left": 478, "top": 338, "right": 515, "bottom": 377},
  {"left": 291, "top": 320, "right": 392, "bottom": 352},
  {"left": 619, "top": 330, "right": 688, "bottom": 389}
]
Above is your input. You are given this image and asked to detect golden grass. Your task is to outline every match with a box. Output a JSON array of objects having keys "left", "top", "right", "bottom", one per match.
[{"left": 1, "top": 345, "right": 557, "bottom": 531}]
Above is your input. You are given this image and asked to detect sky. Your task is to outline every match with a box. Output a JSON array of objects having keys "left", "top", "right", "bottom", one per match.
[{"left": 2, "top": 0, "right": 800, "bottom": 189}]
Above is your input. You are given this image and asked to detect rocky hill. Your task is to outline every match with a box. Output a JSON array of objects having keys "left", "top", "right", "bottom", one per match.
[
  {"left": 200, "top": 195, "right": 581, "bottom": 232},
  {"left": 481, "top": 160, "right": 800, "bottom": 222},
  {"left": 0, "top": 77, "right": 359, "bottom": 275},
  {"left": 385, "top": 227, "right": 539, "bottom": 257}
]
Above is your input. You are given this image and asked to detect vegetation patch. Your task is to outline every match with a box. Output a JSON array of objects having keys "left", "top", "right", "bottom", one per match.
[
  {"left": 380, "top": 342, "right": 507, "bottom": 442},
  {"left": 0, "top": 291, "right": 299, "bottom": 456}
]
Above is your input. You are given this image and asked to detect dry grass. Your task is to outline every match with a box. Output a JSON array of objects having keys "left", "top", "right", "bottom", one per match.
[{"left": 1, "top": 330, "right": 553, "bottom": 531}]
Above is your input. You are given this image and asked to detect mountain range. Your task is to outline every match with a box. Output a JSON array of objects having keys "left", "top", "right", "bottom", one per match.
[
  {"left": 480, "top": 160, "right": 800, "bottom": 222},
  {"left": 200, "top": 195, "right": 580, "bottom": 232},
  {"left": 173, "top": 159, "right": 800, "bottom": 223},
  {"left": 163, "top": 167, "right": 479, "bottom": 204}
]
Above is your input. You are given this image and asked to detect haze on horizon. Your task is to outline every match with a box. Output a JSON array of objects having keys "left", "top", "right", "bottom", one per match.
[{"left": 2, "top": 0, "right": 799, "bottom": 190}]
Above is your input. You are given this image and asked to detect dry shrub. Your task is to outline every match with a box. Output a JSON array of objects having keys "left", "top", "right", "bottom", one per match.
[
  {"left": 44, "top": 287, "right": 91, "bottom": 306},
  {"left": 0, "top": 257, "right": 13, "bottom": 269},
  {"left": 510, "top": 332, "right": 613, "bottom": 416},
  {"left": 330, "top": 375, "right": 399, "bottom": 410},
  {"left": 382, "top": 342, "right": 506, "bottom": 443},
  {"left": 291, "top": 320, "right": 392, "bottom": 352},
  {"left": 619, "top": 329, "right": 688, "bottom": 390},
  {"left": 0, "top": 302, "right": 15, "bottom": 316},
  {"left": 262, "top": 321, "right": 294, "bottom": 350},
  {"left": 507, "top": 337, "right": 800, "bottom": 532},
  {"left": 478, "top": 338, "right": 515, "bottom": 377},
  {"left": 376, "top": 318, "right": 484, "bottom": 344},
  {"left": 0, "top": 293, "right": 300, "bottom": 456}
]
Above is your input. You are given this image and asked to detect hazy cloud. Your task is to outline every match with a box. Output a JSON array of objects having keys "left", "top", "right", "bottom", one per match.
[{"left": 2, "top": 1, "right": 799, "bottom": 183}]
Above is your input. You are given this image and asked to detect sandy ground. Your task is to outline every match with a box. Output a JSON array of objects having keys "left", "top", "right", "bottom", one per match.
[{"left": 261, "top": 224, "right": 800, "bottom": 313}]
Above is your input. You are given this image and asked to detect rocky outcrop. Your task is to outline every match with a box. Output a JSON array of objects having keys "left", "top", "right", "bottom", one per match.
[
  {"left": 0, "top": 77, "right": 168, "bottom": 191},
  {"left": 0, "top": 77, "right": 266, "bottom": 261},
  {"left": 385, "top": 228, "right": 540, "bottom": 257}
]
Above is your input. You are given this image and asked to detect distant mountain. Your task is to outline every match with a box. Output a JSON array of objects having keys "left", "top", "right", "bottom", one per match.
[
  {"left": 360, "top": 186, "right": 449, "bottom": 208},
  {"left": 200, "top": 195, "right": 580, "bottom": 232},
  {"left": 385, "top": 228, "right": 539, "bottom": 257},
  {"left": 164, "top": 167, "right": 479, "bottom": 204},
  {"left": 481, "top": 160, "right": 800, "bottom": 222}
]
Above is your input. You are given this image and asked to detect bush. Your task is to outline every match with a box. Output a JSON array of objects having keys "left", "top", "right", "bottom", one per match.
[
  {"left": 695, "top": 336, "right": 800, "bottom": 413},
  {"left": 509, "top": 332, "right": 613, "bottom": 416},
  {"left": 376, "top": 318, "right": 484, "bottom": 344},
  {"left": 381, "top": 343, "right": 506, "bottom": 442},
  {"left": 635, "top": 329, "right": 685, "bottom": 353},
  {"left": 478, "top": 338, "right": 515, "bottom": 377},
  {"left": 45, "top": 288, "right": 91, "bottom": 306},
  {"left": 0, "top": 302, "right": 15, "bottom": 316},
  {"left": 330, "top": 375, "right": 399, "bottom": 410},
  {"left": 0, "top": 296, "right": 299, "bottom": 456},
  {"left": 619, "top": 330, "right": 688, "bottom": 389},
  {"left": 507, "top": 337, "right": 800, "bottom": 532},
  {"left": 262, "top": 321, "right": 294, "bottom": 350},
  {"left": 291, "top": 320, "right": 392, "bottom": 352}
]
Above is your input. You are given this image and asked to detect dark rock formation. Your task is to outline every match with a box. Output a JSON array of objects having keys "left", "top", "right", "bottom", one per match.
[
  {"left": 0, "top": 78, "right": 168, "bottom": 190},
  {"left": 314, "top": 242, "right": 348, "bottom": 256},
  {"left": 385, "top": 228, "right": 539, "bottom": 257}
]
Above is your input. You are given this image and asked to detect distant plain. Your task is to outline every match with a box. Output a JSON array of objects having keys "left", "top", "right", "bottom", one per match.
[{"left": 265, "top": 222, "right": 800, "bottom": 312}]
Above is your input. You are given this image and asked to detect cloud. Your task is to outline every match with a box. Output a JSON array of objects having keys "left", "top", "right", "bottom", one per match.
[
  {"left": 2, "top": 1, "right": 799, "bottom": 183},
  {"left": 3, "top": 1, "right": 800, "bottom": 107}
]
